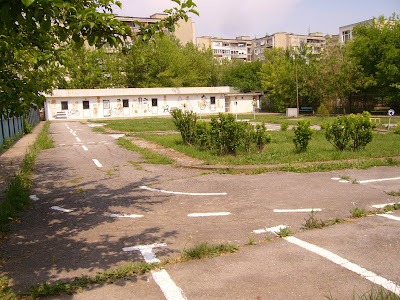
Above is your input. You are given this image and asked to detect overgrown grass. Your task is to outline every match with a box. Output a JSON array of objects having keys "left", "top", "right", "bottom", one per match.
[
  {"left": 387, "top": 190, "right": 400, "bottom": 197},
  {"left": 91, "top": 117, "right": 176, "bottom": 132},
  {"left": 303, "top": 211, "right": 345, "bottom": 230},
  {"left": 0, "top": 134, "right": 24, "bottom": 154},
  {"left": 0, "top": 276, "right": 16, "bottom": 300},
  {"left": 117, "top": 137, "right": 173, "bottom": 165},
  {"left": 182, "top": 242, "right": 239, "bottom": 260},
  {"left": 0, "top": 122, "right": 54, "bottom": 233}
]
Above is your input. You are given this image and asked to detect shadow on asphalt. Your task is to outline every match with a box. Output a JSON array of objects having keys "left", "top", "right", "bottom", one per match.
[{"left": 0, "top": 158, "right": 179, "bottom": 293}]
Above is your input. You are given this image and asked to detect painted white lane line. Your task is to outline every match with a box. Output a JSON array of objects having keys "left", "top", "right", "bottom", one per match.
[
  {"left": 109, "top": 134, "right": 125, "bottom": 139},
  {"left": 273, "top": 208, "right": 322, "bottom": 213},
  {"left": 72, "top": 132, "right": 77, "bottom": 136},
  {"left": 285, "top": 236, "right": 400, "bottom": 296},
  {"left": 29, "top": 195, "right": 39, "bottom": 201},
  {"left": 122, "top": 243, "right": 167, "bottom": 263},
  {"left": 331, "top": 177, "right": 341, "bottom": 180},
  {"left": 109, "top": 214, "right": 144, "bottom": 218},
  {"left": 339, "top": 180, "right": 350, "bottom": 183},
  {"left": 372, "top": 203, "right": 396, "bottom": 209},
  {"left": 92, "top": 159, "right": 103, "bottom": 168},
  {"left": 252, "top": 225, "right": 287, "bottom": 234},
  {"left": 50, "top": 206, "right": 74, "bottom": 213},
  {"left": 88, "top": 124, "right": 105, "bottom": 127},
  {"left": 151, "top": 269, "right": 186, "bottom": 300},
  {"left": 140, "top": 186, "right": 227, "bottom": 196},
  {"left": 82, "top": 145, "right": 88, "bottom": 151},
  {"left": 377, "top": 214, "right": 400, "bottom": 222},
  {"left": 75, "top": 137, "right": 81, "bottom": 142},
  {"left": 188, "top": 212, "right": 231, "bottom": 217},
  {"left": 359, "top": 177, "right": 400, "bottom": 184}
]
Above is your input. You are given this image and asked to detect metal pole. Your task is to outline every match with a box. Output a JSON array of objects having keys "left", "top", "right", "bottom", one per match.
[{"left": 296, "top": 63, "right": 299, "bottom": 117}]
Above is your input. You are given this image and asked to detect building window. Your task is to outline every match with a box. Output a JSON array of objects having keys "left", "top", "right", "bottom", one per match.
[
  {"left": 152, "top": 98, "right": 158, "bottom": 107},
  {"left": 83, "top": 101, "right": 89, "bottom": 109},
  {"left": 210, "top": 97, "right": 216, "bottom": 105},
  {"left": 342, "top": 30, "right": 351, "bottom": 43},
  {"left": 61, "top": 101, "right": 68, "bottom": 110},
  {"left": 123, "top": 99, "right": 129, "bottom": 108}
]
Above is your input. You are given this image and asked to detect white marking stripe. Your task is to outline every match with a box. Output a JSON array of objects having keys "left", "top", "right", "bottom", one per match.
[
  {"left": 72, "top": 132, "right": 76, "bottom": 136},
  {"left": 51, "top": 206, "right": 74, "bottom": 213},
  {"left": 377, "top": 214, "right": 400, "bottom": 221},
  {"left": 92, "top": 159, "right": 103, "bottom": 168},
  {"left": 82, "top": 145, "right": 88, "bottom": 151},
  {"left": 29, "top": 195, "right": 39, "bottom": 201},
  {"left": 359, "top": 177, "right": 400, "bottom": 184},
  {"left": 151, "top": 270, "right": 186, "bottom": 300},
  {"left": 274, "top": 209, "right": 322, "bottom": 213},
  {"left": 122, "top": 243, "right": 167, "bottom": 263},
  {"left": 188, "top": 212, "right": 231, "bottom": 217},
  {"left": 109, "top": 134, "right": 125, "bottom": 139},
  {"left": 253, "top": 225, "right": 287, "bottom": 234},
  {"left": 76, "top": 137, "right": 81, "bottom": 142},
  {"left": 372, "top": 203, "right": 396, "bottom": 209},
  {"left": 331, "top": 177, "right": 341, "bottom": 180},
  {"left": 109, "top": 214, "right": 143, "bottom": 218},
  {"left": 285, "top": 236, "right": 400, "bottom": 296},
  {"left": 140, "top": 186, "right": 227, "bottom": 196},
  {"left": 339, "top": 180, "right": 349, "bottom": 183}
]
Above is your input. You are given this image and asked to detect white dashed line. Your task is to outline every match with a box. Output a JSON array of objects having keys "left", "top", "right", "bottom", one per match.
[
  {"left": 109, "top": 214, "right": 143, "bottom": 218},
  {"left": 140, "top": 186, "right": 227, "bottom": 196},
  {"left": 252, "top": 225, "right": 287, "bottom": 234},
  {"left": 72, "top": 132, "right": 77, "bottom": 136},
  {"left": 188, "top": 212, "right": 231, "bottom": 217},
  {"left": 273, "top": 209, "right": 322, "bottom": 213},
  {"left": 82, "top": 145, "right": 88, "bottom": 151},
  {"left": 284, "top": 236, "right": 400, "bottom": 296},
  {"left": 29, "top": 195, "right": 39, "bottom": 201},
  {"left": 377, "top": 214, "right": 400, "bottom": 222},
  {"left": 50, "top": 206, "right": 74, "bottom": 213},
  {"left": 76, "top": 137, "right": 81, "bottom": 142},
  {"left": 92, "top": 159, "right": 103, "bottom": 168}
]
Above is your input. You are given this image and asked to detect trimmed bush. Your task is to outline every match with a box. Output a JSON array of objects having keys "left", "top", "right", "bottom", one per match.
[
  {"left": 316, "top": 103, "right": 329, "bottom": 118},
  {"left": 293, "top": 120, "right": 313, "bottom": 152},
  {"left": 170, "top": 109, "right": 197, "bottom": 145}
]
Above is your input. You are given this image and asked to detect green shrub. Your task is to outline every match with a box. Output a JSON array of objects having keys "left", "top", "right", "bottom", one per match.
[
  {"left": 254, "top": 123, "right": 271, "bottom": 152},
  {"left": 170, "top": 109, "right": 197, "bottom": 145},
  {"left": 316, "top": 103, "right": 329, "bottom": 118},
  {"left": 281, "top": 122, "right": 289, "bottom": 131},
  {"left": 194, "top": 121, "right": 210, "bottom": 149},
  {"left": 23, "top": 119, "right": 32, "bottom": 134},
  {"left": 293, "top": 120, "right": 313, "bottom": 152},
  {"left": 350, "top": 208, "right": 366, "bottom": 218},
  {"left": 325, "top": 112, "right": 374, "bottom": 151}
]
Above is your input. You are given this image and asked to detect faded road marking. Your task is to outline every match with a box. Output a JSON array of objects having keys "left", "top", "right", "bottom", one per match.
[
  {"left": 188, "top": 212, "right": 231, "bottom": 217},
  {"left": 82, "top": 145, "right": 88, "bottom": 151},
  {"left": 377, "top": 214, "right": 400, "bottom": 222},
  {"left": 140, "top": 186, "right": 227, "bottom": 196},
  {"left": 253, "top": 225, "right": 287, "bottom": 234},
  {"left": 273, "top": 208, "right": 322, "bottom": 213},
  {"left": 151, "top": 270, "right": 186, "bottom": 300},
  {"left": 109, "top": 214, "right": 143, "bottom": 218},
  {"left": 372, "top": 203, "right": 396, "bottom": 209},
  {"left": 285, "top": 236, "right": 400, "bottom": 296},
  {"left": 122, "top": 243, "right": 167, "bottom": 263},
  {"left": 75, "top": 137, "right": 81, "bottom": 142},
  {"left": 50, "top": 206, "right": 74, "bottom": 213},
  {"left": 29, "top": 195, "right": 39, "bottom": 201},
  {"left": 359, "top": 177, "right": 400, "bottom": 184}
]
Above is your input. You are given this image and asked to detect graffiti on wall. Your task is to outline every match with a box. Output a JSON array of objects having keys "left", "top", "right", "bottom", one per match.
[{"left": 132, "top": 97, "right": 150, "bottom": 114}]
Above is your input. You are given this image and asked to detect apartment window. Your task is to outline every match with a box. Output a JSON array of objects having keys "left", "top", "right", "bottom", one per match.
[
  {"left": 83, "top": 101, "right": 89, "bottom": 109},
  {"left": 123, "top": 99, "right": 129, "bottom": 108},
  {"left": 210, "top": 97, "right": 216, "bottom": 105},
  {"left": 342, "top": 30, "right": 351, "bottom": 43},
  {"left": 223, "top": 43, "right": 230, "bottom": 46},
  {"left": 61, "top": 101, "right": 68, "bottom": 110}
]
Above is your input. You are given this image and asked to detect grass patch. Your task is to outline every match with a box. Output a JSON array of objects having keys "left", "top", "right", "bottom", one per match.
[
  {"left": 303, "top": 211, "right": 345, "bottom": 230},
  {"left": 117, "top": 137, "right": 173, "bottom": 165},
  {"left": 350, "top": 208, "right": 367, "bottom": 218},
  {"left": 0, "top": 122, "right": 54, "bottom": 233},
  {"left": 91, "top": 127, "right": 107, "bottom": 134},
  {"left": 128, "top": 161, "right": 144, "bottom": 170},
  {"left": 22, "top": 261, "right": 156, "bottom": 298},
  {"left": 91, "top": 117, "right": 176, "bottom": 132},
  {"left": 387, "top": 190, "right": 400, "bottom": 197},
  {"left": 276, "top": 227, "right": 293, "bottom": 237},
  {"left": 182, "top": 242, "right": 239, "bottom": 260}
]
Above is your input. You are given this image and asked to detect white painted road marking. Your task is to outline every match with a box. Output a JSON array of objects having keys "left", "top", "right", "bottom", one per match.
[
  {"left": 92, "top": 159, "right": 103, "bottom": 168},
  {"left": 372, "top": 203, "right": 396, "bottom": 209},
  {"left": 109, "top": 214, "right": 144, "bottom": 218},
  {"left": 151, "top": 269, "right": 186, "bottom": 300},
  {"left": 273, "top": 209, "right": 322, "bottom": 213},
  {"left": 29, "top": 195, "right": 39, "bottom": 201},
  {"left": 140, "top": 186, "right": 227, "bottom": 196},
  {"left": 88, "top": 124, "right": 105, "bottom": 127},
  {"left": 82, "top": 145, "right": 88, "bottom": 151},
  {"left": 253, "top": 225, "right": 287, "bottom": 234},
  {"left": 377, "top": 214, "right": 400, "bottom": 222},
  {"left": 75, "top": 137, "right": 81, "bottom": 142},
  {"left": 50, "top": 206, "right": 74, "bottom": 213},
  {"left": 285, "top": 236, "right": 400, "bottom": 296},
  {"left": 123, "top": 243, "right": 167, "bottom": 263},
  {"left": 359, "top": 177, "right": 400, "bottom": 184},
  {"left": 188, "top": 212, "right": 231, "bottom": 217},
  {"left": 109, "top": 134, "right": 125, "bottom": 139}
]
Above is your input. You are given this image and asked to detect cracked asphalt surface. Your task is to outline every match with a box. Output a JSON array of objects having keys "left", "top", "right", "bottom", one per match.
[{"left": 0, "top": 121, "right": 399, "bottom": 299}]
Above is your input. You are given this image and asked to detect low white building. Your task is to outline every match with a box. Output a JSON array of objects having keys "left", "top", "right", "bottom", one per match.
[{"left": 44, "top": 87, "right": 261, "bottom": 120}]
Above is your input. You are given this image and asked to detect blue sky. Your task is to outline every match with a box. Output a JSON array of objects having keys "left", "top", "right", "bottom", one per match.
[{"left": 113, "top": 0, "right": 399, "bottom": 38}]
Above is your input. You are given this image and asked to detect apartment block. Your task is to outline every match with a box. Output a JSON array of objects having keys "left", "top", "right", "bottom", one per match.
[
  {"left": 197, "top": 36, "right": 253, "bottom": 61},
  {"left": 339, "top": 19, "right": 373, "bottom": 44},
  {"left": 115, "top": 13, "right": 196, "bottom": 45}
]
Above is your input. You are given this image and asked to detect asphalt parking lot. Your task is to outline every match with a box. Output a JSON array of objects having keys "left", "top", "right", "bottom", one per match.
[{"left": 1, "top": 121, "right": 399, "bottom": 299}]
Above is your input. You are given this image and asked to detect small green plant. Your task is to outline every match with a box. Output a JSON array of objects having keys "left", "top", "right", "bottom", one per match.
[
  {"left": 254, "top": 123, "right": 271, "bottom": 153},
  {"left": 340, "top": 175, "right": 351, "bottom": 181},
  {"left": 384, "top": 204, "right": 394, "bottom": 212},
  {"left": 352, "top": 179, "right": 360, "bottom": 184},
  {"left": 276, "top": 227, "right": 293, "bottom": 237},
  {"left": 350, "top": 208, "right": 367, "bottom": 218},
  {"left": 281, "top": 122, "right": 289, "bottom": 131},
  {"left": 182, "top": 242, "right": 239, "bottom": 260},
  {"left": 23, "top": 119, "right": 33, "bottom": 134},
  {"left": 303, "top": 210, "right": 326, "bottom": 229},
  {"left": 387, "top": 190, "right": 400, "bottom": 196},
  {"left": 248, "top": 238, "right": 256, "bottom": 245},
  {"left": 293, "top": 120, "right": 313, "bottom": 152},
  {"left": 316, "top": 103, "right": 330, "bottom": 118},
  {"left": 265, "top": 236, "right": 272, "bottom": 241}
]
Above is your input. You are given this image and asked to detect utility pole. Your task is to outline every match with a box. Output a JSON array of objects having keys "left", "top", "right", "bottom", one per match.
[{"left": 296, "top": 62, "right": 299, "bottom": 117}]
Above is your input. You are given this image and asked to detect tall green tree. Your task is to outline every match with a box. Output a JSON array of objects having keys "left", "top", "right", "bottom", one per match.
[
  {"left": 349, "top": 14, "right": 400, "bottom": 109},
  {"left": 0, "top": 0, "right": 198, "bottom": 117}
]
